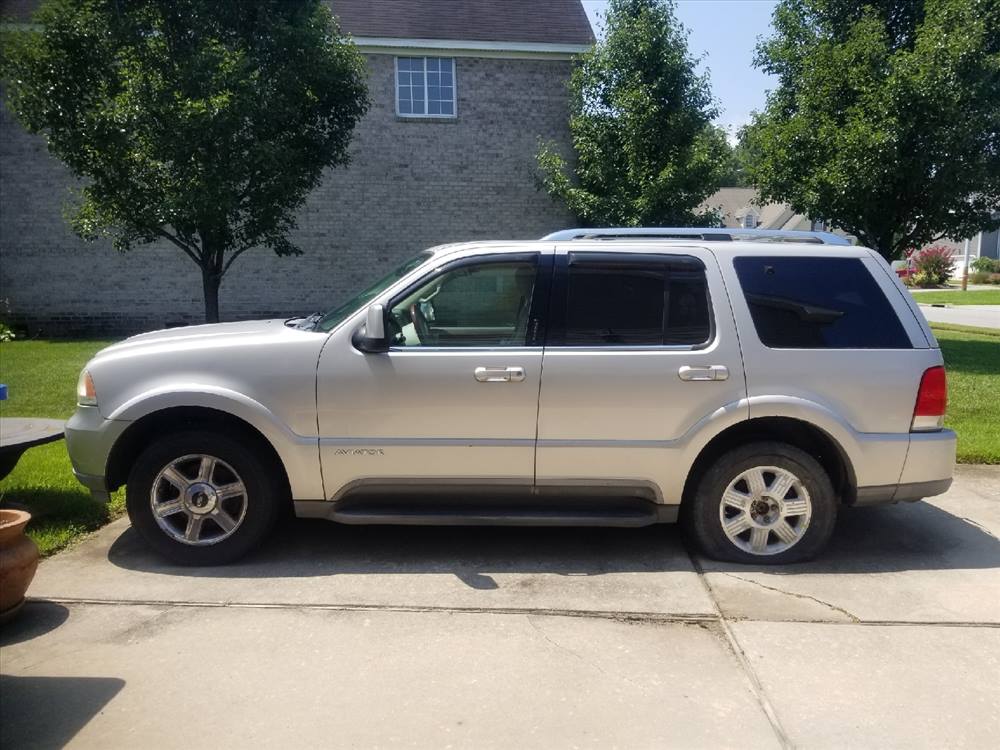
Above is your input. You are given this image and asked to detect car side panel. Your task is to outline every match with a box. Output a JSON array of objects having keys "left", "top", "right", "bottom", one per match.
[
  {"left": 535, "top": 244, "right": 749, "bottom": 504},
  {"left": 717, "top": 247, "right": 945, "bottom": 490}
]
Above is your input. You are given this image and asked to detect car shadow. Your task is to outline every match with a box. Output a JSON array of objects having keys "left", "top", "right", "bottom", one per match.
[
  {"left": 106, "top": 499, "right": 1000, "bottom": 579},
  {"left": 0, "top": 674, "right": 125, "bottom": 749}
]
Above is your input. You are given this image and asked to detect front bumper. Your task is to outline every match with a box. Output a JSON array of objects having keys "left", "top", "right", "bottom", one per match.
[{"left": 64, "top": 406, "right": 131, "bottom": 502}]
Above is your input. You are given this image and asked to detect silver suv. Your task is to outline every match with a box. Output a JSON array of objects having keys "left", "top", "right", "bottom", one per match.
[{"left": 66, "top": 228, "right": 956, "bottom": 565}]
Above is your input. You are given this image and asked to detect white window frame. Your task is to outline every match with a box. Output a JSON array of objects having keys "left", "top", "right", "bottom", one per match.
[
  {"left": 395, "top": 56, "right": 457, "bottom": 119},
  {"left": 742, "top": 213, "right": 757, "bottom": 229}
]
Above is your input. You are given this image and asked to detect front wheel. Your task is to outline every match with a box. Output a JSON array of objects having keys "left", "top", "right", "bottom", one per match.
[
  {"left": 126, "top": 430, "right": 283, "bottom": 565},
  {"left": 684, "top": 442, "right": 837, "bottom": 564}
]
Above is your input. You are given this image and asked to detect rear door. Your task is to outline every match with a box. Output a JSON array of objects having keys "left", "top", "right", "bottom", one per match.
[{"left": 534, "top": 245, "right": 747, "bottom": 502}]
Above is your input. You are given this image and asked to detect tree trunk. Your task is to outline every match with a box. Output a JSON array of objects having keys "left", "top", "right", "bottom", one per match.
[{"left": 201, "top": 267, "right": 221, "bottom": 323}]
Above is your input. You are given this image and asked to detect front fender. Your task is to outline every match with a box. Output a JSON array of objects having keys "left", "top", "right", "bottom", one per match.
[{"left": 110, "top": 385, "right": 323, "bottom": 501}]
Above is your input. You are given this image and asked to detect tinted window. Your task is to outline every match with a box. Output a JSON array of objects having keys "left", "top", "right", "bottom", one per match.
[
  {"left": 733, "top": 257, "right": 911, "bottom": 349},
  {"left": 389, "top": 260, "right": 536, "bottom": 347},
  {"left": 563, "top": 255, "right": 711, "bottom": 346}
]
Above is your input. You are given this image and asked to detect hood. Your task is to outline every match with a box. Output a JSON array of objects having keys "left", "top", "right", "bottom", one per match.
[{"left": 96, "top": 319, "right": 316, "bottom": 359}]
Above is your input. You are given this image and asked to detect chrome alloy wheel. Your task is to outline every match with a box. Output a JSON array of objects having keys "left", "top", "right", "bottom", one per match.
[
  {"left": 150, "top": 454, "right": 248, "bottom": 546},
  {"left": 718, "top": 465, "right": 812, "bottom": 556}
]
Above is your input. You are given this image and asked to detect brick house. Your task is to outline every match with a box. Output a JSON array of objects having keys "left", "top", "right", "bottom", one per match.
[{"left": 0, "top": 0, "right": 593, "bottom": 335}]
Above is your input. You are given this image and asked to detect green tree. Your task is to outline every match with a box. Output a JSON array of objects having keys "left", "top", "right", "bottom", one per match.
[
  {"left": 716, "top": 127, "right": 753, "bottom": 188},
  {"left": 537, "top": 0, "right": 726, "bottom": 227},
  {"left": 744, "top": 0, "right": 1000, "bottom": 260},
  {"left": 2, "top": 0, "right": 369, "bottom": 322}
]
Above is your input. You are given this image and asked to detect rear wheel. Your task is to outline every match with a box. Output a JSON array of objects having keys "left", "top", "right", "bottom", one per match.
[
  {"left": 684, "top": 441, "right": 837, "bottom": 564},
  {"left": 126, "top": 430, "right": 283, "bottom": 565}
]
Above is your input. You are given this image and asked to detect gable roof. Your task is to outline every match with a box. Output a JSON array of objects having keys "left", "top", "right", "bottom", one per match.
[{"left": 328, "top": 0, "right": 595, "bottom": 46}]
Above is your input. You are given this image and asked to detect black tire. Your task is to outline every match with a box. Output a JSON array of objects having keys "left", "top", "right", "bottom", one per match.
[
  {"left": 684, "top": 441, "right": 837, "bottom": 564},
  {"left": 126, "top": 430, "right": 284, "bottom": 565}
]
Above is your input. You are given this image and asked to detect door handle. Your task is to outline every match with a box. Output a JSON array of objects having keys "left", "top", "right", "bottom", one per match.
[
  {"left": 678, "top": 365, "right": 729, "bottom": 382},
  {"left": 474, "top": 366, "right": 525, "bottom": 383}
]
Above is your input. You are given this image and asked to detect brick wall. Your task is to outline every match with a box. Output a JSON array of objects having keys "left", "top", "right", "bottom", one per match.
[{"left": 0, "top": 53, "right": 576, "bottom": 336}]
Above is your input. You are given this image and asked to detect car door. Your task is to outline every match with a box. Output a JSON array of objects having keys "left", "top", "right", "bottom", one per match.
[
  {"left": 535, "top": 244, "right": 747, "bottom": 504},
  {"left": 316, "top": 249, "right": 551, "bottom": 499}
]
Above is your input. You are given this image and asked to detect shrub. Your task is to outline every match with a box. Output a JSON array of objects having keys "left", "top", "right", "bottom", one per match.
[
  {"left": 970, "top": 256, "right": 1000, "bottom": 274},
  {"left": 912, "top": 245, "right": 954, "bottom": 286}
]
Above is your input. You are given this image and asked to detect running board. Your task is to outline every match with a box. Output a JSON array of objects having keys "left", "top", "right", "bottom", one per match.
[{"left": 295, "top": 491, "right": 678, "bottom": 527}]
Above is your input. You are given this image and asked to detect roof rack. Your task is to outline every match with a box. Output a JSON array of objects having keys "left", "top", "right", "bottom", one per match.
[{"left": 540, "top": 227, "right": 851, "bottom": 246}]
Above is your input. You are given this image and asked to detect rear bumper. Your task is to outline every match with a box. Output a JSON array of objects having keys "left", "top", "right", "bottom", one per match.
[
  {"left": 854, "top": 478, "right": 952, "bottom": 507},
  {"left": 853, "top": 429, "right": 956, "bottom": 506}
]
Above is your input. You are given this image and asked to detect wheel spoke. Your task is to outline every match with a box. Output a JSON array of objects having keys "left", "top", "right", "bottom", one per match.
[
  {"left": 153, "top": 499, "right": 185, "bottom": 518},
  {"left": 768, "top": 472, "right": 795, "bottom": 501},
  {"left": 723, "top": 489, "right": 751, "bottom": 511},
  {"left": 745, "top": 468, "right": 767, "bottom": 497},
  {"left": 161, "top": 466, "right": 188, "bottom": 491},
  {"left": 783, "top": 498, "right": 810, "bottom": 516},
  {"left": 184, "top": 514, "right": 204, "bottom": 542},
  {"left": 197, "top": 456, "right": 216, "bottom": 483},
  {"left": 773, "top": 520, "right": 799, "bottom": 546},
  {"left": 724, "top": 514, "right": 753, "bottom": 536},
  {"left": 749, "top": 527, "right": 770, "bottom": 553},
  {"left": 215, "top": 482, "right": 244, "bottom": 502},
  {"left": 212, "top": 509, "right": 238, "bottom": 533}
]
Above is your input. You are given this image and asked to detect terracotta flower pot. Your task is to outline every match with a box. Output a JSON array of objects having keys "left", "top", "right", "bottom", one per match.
[{"left": 0, "top": 509, "right": 39, "bottom": 622}]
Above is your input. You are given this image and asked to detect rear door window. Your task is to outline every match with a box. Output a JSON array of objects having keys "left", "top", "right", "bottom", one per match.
[
  {"left": 733, "top": 256, "right": 911, "bottom": 349},
  {"left": 556, "top": 253, "right": 712, "bottom": 346}
]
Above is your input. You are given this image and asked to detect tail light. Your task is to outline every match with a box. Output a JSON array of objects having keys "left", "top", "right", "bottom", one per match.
[{"left": 911, "top": 366, "right": 946, "bottom": 431}]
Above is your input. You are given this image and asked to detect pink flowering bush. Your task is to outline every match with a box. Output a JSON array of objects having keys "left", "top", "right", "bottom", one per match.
[{"left": 911, "top": 245, "right": 954, "bottom": 287}]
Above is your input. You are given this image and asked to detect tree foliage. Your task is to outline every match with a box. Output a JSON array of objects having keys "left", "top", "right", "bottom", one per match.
[
  {"left": 537, "top": 0, "right": 726, "bottom": 227},
  {"left": 2, "top": 0, "right": 369, "bottom": 321},
  {"left": 716, "top": 127, "right": 753, "bottom": 188},
  {"left": 744, "top": 0, "right": 1000, "bottom": 260}
]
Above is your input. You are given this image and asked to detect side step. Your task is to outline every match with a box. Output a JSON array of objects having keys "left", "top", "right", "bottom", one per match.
[{"left": 325, "top": 492, "right": 675, "bottom": 527}]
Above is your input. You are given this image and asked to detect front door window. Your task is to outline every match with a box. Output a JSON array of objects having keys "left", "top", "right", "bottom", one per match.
[{"left": 389, "top": 260, "right": 537, "bottom": 347}]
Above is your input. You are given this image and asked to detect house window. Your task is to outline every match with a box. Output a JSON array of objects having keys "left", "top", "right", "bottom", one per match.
[
  {"left": 396, "top": 57, "right": 456, "bottom": 117},
  {"left": 742, "top": 213, "right": 757, "bottom": 229}
]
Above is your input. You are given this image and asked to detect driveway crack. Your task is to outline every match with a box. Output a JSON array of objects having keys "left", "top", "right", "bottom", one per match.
[
  {"left": 526, "top": 614, "right": 648, "bottom": 693},
  {"left": 959, "top": 516, "right": 997, "bottom": 541},
  {"left": 721, "top": 573, "right": 860, "bottom": 622}
]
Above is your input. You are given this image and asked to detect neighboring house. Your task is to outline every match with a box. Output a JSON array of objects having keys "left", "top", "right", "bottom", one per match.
[
  {"left": 700, "top": 188, "right": 834, "bottom": 234},
  {"left": 0, "top": 0, "right": 593, "bottom": 335}
]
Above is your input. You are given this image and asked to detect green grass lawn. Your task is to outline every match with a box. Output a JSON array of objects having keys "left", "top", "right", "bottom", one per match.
[
  {"left": 0, "top": 340, "right": 123, "bottom": 555},
  {"left": 931, "top": 324, "right": 1000, "bottom": 464},
  {"left": 909, "top": 289, "right": 1000, "bottom": 305},
  {"left": 0, "top": 327, "right": 997, "bottom": 556}
]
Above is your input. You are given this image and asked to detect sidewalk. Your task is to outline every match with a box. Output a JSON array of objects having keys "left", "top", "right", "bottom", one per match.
[{"left": 3, "top": 465, "right": 999, "bottom": 748}]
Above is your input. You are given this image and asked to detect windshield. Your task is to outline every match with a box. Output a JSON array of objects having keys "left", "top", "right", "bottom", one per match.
[{"left": 315, "top": 251, "right": 432, "bottom": 332}]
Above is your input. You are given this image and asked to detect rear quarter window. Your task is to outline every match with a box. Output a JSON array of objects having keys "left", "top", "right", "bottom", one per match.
[{"left": 733, "top": 256, "right": 911, "bottom": 349}]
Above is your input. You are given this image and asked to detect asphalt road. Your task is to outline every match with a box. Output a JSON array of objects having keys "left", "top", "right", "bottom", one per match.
[
  {"left": 2, "top": 465, "right": 999, "bottom": 749},
  {"left": 918, "top": 303, "right": 1000, "bottom": 329}
]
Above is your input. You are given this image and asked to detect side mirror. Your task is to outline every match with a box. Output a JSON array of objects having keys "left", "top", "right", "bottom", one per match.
[{"left": 352, "top": 303, "right": 390, "bottom": 353}]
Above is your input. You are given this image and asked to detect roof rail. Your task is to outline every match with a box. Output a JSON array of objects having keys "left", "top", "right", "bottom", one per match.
[{"left": 540, "top": 227, "right": 851, "bottom": 246}]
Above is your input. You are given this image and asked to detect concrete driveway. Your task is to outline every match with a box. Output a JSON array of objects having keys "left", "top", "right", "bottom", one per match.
[{"left": 3, "top": 465, "right": 999, "bottom": 749}]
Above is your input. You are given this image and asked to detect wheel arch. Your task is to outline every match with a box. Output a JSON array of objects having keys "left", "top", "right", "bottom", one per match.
[
  {"left": 680, "top": 416, "right": 858, "bottom": 509},
  {"left": 106, "top": 406, "right": 292, "bottom": 505}
]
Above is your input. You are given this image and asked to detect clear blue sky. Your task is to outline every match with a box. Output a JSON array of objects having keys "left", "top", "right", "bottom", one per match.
[{"left": 580, "top": 0, "right": 779, "bottom": 142}]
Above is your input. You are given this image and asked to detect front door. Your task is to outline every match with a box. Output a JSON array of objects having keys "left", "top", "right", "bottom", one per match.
[
  {"left": 316, "top": 250, "right": 550, "bottom": 499},
  {"left": 535, "top": 245, "right": 747, "bottom": 503}
]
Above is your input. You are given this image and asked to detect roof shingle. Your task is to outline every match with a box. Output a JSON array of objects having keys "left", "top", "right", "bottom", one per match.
[{"left": 328, "top": 0, "right": 595, "bottom": 46}]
